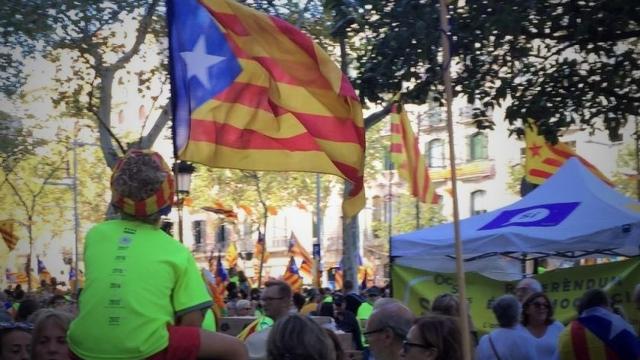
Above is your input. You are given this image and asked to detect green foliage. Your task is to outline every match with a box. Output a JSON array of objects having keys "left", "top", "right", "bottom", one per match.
[
  {"left": 370, "top": 193, "right": 447, "bottom": 255},
  {"left": 506, "top": 163, "right": 525, "bottom": 196},
  {"left": 353, "top": 0, "right": 640, "bottom": 142},
  {"left": 612, "top": 143, "right": 640, "bottom": 200}
]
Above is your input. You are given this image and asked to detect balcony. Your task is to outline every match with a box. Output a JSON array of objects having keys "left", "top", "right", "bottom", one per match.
[{"left": 430, "top": 159, "right": 495, "bottom": 182}]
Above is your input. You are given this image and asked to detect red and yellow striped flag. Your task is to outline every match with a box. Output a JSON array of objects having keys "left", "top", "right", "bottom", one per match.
[
  {"left": 524, "top": 121, "right": 612, "bottom": 186},
  {"left": 168, "top": 0, "right": 365, "bottom": 218},
  {"left": 390, "top": 104, "right": 439, "bottom": 204},
  {"left": 253, "top": 233, "right": 269, "bottom": 282},
  {"left": 299, "top": 259, "right": 313, "bottom": 279},
  {"left": 225, "top": 241, "right": 238, "bottom": 269},
  {"left": 0, "top": 220, "right": 19, "bottom": 251},
  {"left": 283, "top": 256, "right": 303, "bottom": 293},
  {"left": 288, "top": 232, "right": 313, "bottom": 265}
]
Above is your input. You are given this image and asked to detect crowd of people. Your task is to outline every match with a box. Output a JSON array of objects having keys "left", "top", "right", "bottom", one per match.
[{"left": 2, "top": 149, "right": 639, "bottom": 360}]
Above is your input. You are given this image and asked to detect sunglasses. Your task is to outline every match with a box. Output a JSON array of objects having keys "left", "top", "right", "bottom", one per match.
[
  {"left": 261, "top": 296, "right": 286, "bottom": 302},
  {"left": 402, "top": 340, "right": 433, "bottom": 353},
  {"left": 363, "top": 327, "right": 387, "bottom": 337},
  {"left": 531, "top": 302, "right": 550, "bottom": 309}
]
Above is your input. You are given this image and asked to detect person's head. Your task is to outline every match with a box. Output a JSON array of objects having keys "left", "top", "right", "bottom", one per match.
[
  {"left": 492, "top": 295, "right": 521, "bottom": 328},
  {"left": 0, "top": 322, "right": 32, "bottom": 360},
  {"left": 262, "top": 280, "right": 293, "bottom": 321},
  {"left": 401, "top": 315, "right": 462, "bottom": 360},
  {"left": 29, "top": 309, "right": 73, "bottom": 360},
  {"left": 238, "top": 270, "right": 248, "bottom": 283},
  {"left": 633, "top": 283, "right": 640, "bottom": 310},
  {"left": 521, "top": 292, "right": 554, "bottom": 327},
  {"left": 236, "top": 299, "right": 253, "bottom": 317},
  {"left": 577, "top": 288, "right": 610, "bottom": 314},
  {"left": 292, "top": 293, "right": 306, "bottom": 312},
  {"left": 365, "top": 286, "right": 382, "bottom": 304},
  {"left": 515, "top": 278, "right": 542, "bottom": 303},
  {"left": 15, "top": 299, "right": 39, "bottom": 323},
  {"left": 318, "top": 302, "right": 335, "bottom": 318},
  {"left": 47, "top": 295, "right": 67, "bottom": 310},
  {"left": 365, "top": 302, "right": 415, "bottom": 360},
  {"left": 267, "top": 314, "right": 335, "bottom": 360},
  {"left": 431, "top": 293, "right": 460, "bottom": 317},
  {"left": 373, "top": 297, "right": 401, "bottom": 310},
  {"left": 110, "top": 149, "right": 175, "bottom": 225}
]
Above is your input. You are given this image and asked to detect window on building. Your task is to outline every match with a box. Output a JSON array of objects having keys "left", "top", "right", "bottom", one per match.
[
  {"left": 428, "top": 139, "right": 445, "bottom": 168},
  {"left": 469, "top": 132, "right": 488, "bottom": 160},
  {"left": 470, "top": 190, "right": 487, "bottom": 215},
  {"left": 193, "top": 220, "right": 206, "bottom": 248}
]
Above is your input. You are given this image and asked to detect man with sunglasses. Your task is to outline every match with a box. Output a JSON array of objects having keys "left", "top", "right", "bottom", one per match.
[
  {"left": 246, "top": 280, "right": 293, "bottom": 360},
  {"left": 363, "top": 302, "right": 414, "bottom": 360}
]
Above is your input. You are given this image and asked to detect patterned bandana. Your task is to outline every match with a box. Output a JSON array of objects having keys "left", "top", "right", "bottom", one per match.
[{"left": 110, "top": 149, "right": 175, "bottom": 217}]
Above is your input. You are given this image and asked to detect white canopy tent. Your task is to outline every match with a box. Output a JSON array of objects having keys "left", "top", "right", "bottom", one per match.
[{"left": 391, "top": 158, "right": 640, "bottom": 280}]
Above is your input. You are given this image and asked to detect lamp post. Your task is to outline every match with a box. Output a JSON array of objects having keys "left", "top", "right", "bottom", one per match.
[{"left": 173, "top": 161, "right": 195, "bottom": 243}]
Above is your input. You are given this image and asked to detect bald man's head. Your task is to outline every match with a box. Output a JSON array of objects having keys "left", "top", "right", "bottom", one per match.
[{"left": 365, "top": 302, "right": 415, "bottom": 360}]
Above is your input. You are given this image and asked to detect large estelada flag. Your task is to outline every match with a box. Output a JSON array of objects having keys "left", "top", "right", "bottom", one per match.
[
  {"left": 0, "top": 220, "right": 19, "bottom": 251},
  {"left": 167, "top": 0, "right": 365, "bottom": 218},
  {"left": 390, "top": 104, "right": 439, "bottom": 204},
  {"left": 288, "top": 232, "right": 313, "bottom": 265},
  {"left": 283, "top": 256, "right": 302, "bottom": 293},
  {"left": 524, "top": 121, "right": 612, "bottom": 186}
]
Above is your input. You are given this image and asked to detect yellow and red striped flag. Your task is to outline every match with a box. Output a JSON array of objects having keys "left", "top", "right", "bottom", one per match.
[
  {"left": 225, "top": 241, "right": 238, "bottom": 269},
  {"left": 0, "top": 220, "right": 19, "bottom": 251},
  {"left": 168, "top": 0, "right": 365, "bottom": 218},
  {"left": 288, "top": 232, "right": 313, "bottom": 265},
  {"left": 283, "top": 256, "right": 303, "bottom": 293},
  {"left": 299, "top": 259, "right": 313, "bottom": 279},
  {"left": 524, "top": 121, "right": 612, "bottom": 186},
  {"left": 253, "top": 233, "right": 269, "bottom": 282},
  {"left": 390, "top": 104, "right": 439, "bottom": 204}
]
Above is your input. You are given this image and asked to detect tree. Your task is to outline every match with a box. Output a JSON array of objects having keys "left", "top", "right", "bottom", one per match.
[
  {"left": 612, "top": 143, "right": 640, "bottom": 200},
  {"left": 352, "top": 0, "right": 639, "bottom": 143}
]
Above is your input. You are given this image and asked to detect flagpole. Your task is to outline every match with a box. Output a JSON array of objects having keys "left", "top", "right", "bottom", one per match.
[
  {"left": 415, "top": 113, "right": 422, "bottom": 229},
  {"left": 438, "top": 1, "right": 471, "bottom": 359},
  {"left": 252, "top": 172, "right": 268, "bottom": 288},
  {"left": 314, "top": 173, "right": 322, "bottom": 288}
]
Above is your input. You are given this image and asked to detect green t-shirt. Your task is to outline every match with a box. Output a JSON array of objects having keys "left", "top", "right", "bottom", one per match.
[
  {"left": 356, "top": 301, "right": 374, "bottom": 347},
  {"left": 202, "top": 308, "right": 216, "bottom": 331},
  {"left": 68, "top": 220, "right": 212, "bottom": 360}
]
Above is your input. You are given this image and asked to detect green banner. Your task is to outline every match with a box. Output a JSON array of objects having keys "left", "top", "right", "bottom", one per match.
[{"left": 392, "top": 258, "right": 640, "bottom": 334}]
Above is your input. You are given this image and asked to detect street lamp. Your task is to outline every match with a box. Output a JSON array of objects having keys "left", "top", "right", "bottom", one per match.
[{"left": 173, "top": 161, "right": 195, "bottom": 243}]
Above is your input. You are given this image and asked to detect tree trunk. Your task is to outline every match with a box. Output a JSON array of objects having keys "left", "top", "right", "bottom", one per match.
[{"left": 341, "top": 180, "right": 360, "bottom": 288}]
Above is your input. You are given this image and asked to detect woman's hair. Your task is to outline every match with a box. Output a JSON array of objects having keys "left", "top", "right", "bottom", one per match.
[
  {"left": 318, "top": 302, "right": 335, "bottom": 318},
  {"left": 521, "top": 292, "right": 554, "bottom": 326},
  {"left": 267, "top": 314, "right": 336, "bottom": 360},
  {"left": 492, "top": 295, "right": 520, "bottom": 328},
  {"left": 412, "top": 314, "right": 463, "bottom": 360},
  {"left": 0, "top": 322, "right": 32, "bottom": 355},
  {"left": 431, "top": 293, "right": 460, "bottom": 317},
  {"left": 29, "top": 309, "right": 73, "bottom": 359}
]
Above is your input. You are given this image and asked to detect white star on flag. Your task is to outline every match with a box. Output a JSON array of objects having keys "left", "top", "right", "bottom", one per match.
[{"left": 180, "top": 35, "right": 225, "bottom": 89}]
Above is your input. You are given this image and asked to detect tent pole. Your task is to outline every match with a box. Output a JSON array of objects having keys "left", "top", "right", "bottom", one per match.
[
  {"left": 521, "top": 253, "right": 528, "bottom": 278},
  {"left": 438, "top": 1, "right": 472, "bottom": 359}
]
